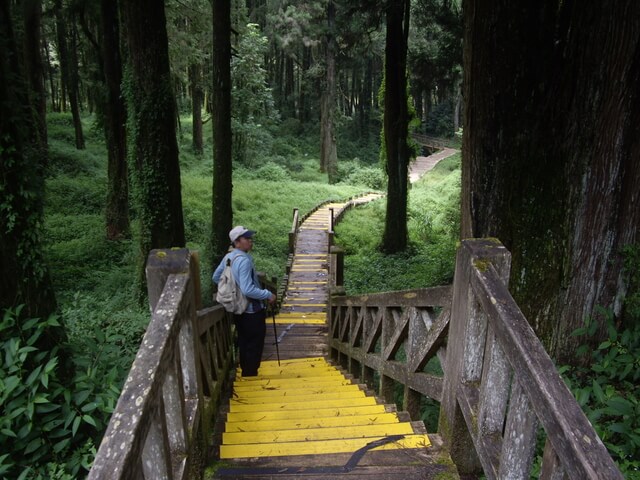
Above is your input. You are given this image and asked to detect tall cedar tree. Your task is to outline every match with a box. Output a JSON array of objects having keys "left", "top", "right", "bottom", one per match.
[
  {"left": 53, "top": 0, "right": 84, "bottom": 149},
  {"left": 461, "top": 1, "right": 640, "bottom": 363},
  {"left": 381, "top": 0, "right": 411, "bottom": 253},
  {"left": 211, "top": 0, "right": 233, "bottom": 261},
  {"left": 102, "top": 0, "right": 129, "bottom": 239},
  {"left": 189, "top": 62, "right": 203, "bottom": 154},
  {"left": 120, "top": 0, "right": 185, "bottom": 295},
  {"left": 320, "top": 0, "right": 338, "bottom": 181},
  {"left": 0, "top": 0, "right": 57, "bottom": 318},
  {"left": 22, "top": 0, "right": 48, "bottom": 160}
]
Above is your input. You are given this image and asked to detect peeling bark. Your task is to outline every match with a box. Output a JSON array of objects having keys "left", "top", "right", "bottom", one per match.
[{"left": 462, "top": 0, "right": 640, "bottom": 362}]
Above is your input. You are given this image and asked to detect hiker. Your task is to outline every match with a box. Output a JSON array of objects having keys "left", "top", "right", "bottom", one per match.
[{"left": 213, "top": 226, "right": 276, "bottom": 377}]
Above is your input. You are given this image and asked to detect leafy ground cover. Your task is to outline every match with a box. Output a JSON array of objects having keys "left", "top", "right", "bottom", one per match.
[{"left": 335, "top": 152, "right": 461, "bottom": 294}]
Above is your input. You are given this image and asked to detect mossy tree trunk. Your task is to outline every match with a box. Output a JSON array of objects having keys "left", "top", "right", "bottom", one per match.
[
  {"left": 211, "top": 0, "right": 233, "bottom": 261},
  {"left": 461, "top": 0, "right": 640, "bottom": 363},
  {"left": 21, "top": 0, "right": 48, "bottom": 163},
  {"left": 381, "top": 0, "right": 411, "bottom": 254},
  {"left": 101, "top": 0, "right": 129, "bottom": 240},
  {"left": 320, "top": 0, "right": 337, "bottom": 181},
  {"left": 121, "top": 0, "right": 185, "bottom": 297},
  {"left": 0, "top": 0, "right": 57, "bottom": 320}
]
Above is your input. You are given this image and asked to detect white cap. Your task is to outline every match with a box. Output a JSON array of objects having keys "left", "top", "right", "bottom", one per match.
[{"left": 229, "top": 226, "right": 256, "bottom": 243}]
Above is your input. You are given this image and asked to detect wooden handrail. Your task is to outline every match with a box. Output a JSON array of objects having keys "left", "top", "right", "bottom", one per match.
[
  {"left": 89, "top": 249, "right": 234, "bottom": 480},
  {"left": 329, "top": 284, "right": 452, "bottom": 416},
  {"left": 329, "top": 239, "right": 623, "bottom": 480}
]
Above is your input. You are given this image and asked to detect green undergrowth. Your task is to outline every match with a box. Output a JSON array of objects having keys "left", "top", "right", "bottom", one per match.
[
  {"left": 13, "top": 112, "right": 377, "bottom": 477},
  {"left": 335, "top": 152, "right": 461, "bottom": 294},
  {"left": 560, "top": 310, "right": 640, "bottom": 476}
]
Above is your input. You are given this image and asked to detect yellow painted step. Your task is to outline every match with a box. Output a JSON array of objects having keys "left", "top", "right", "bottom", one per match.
[
  {"left": 230, "top": 389, "right": 366, "bottom": 406},
  {"left": 223, "top": 421, "right": 416, "bottom": 445},
  {"left": 226, "top": 404, "right": 388, "bottom": 422},
  {"left": 225, "top": 412, "right": 401, "bottom": 432},
  {"left": 282, "top": 304, "right": 326, "bottom": 308},
  {"left": 231, "top": 377, "right": 354, "bottom": 391},
  {"left": 236, "top": 368, "right": 341, "bottom": 380},
  {"left": 275, "top": 312, "right": 325, "bottom": 318},
  {"left": 241, "top": 363, "right": 338, "bottom": 375},
  {"left": 274, "top": 319, "right": 325, "bottom": 324},
  {"left": 219, "top": 434, "right": 431, "bottom": 458},
  {"left": 232, "top": 383, "right": 363, "bottom": 398},
  {"left": 229, "top": 396, "right": 377, "bottom": 413},
  {"left": 262, "top": 357, "right": 325, "bottom": 365}
]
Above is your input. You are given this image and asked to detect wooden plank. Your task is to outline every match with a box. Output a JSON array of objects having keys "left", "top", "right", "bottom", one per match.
[
  {"left": 471, "top": 265, "right": 624, "bottom": 479},
  {"left": 219, "top": 434, "right": 431, "bottom": 458},
  {"left": 231, "top": 383, "right": 363, "bottom": 398},
  {"left": 216, "top": 436, "right": 442, "bottom": 468},
  {"left": 224, "top": 413, "right": 401, "bottom": 433},
  {"left": 228, "top": 396, "right": 378, "bottom": 413},
  {"left": 225, "top": 404, "right": 389, "bottom": 422},
  {"left": 230, "top": 389, "right": 367, "bottom": 406},
  {"left": 222, "top": 422, "right": 416, "bottom": 445}
]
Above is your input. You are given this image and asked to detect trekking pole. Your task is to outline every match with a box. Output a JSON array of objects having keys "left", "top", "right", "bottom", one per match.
[{"left": 270, "top": 304, "right": 281, "bottom": 366}]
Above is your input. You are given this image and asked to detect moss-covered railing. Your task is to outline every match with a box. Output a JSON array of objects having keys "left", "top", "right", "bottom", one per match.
[
  {"left": 88, "top": 249, "right": 234, "bottom": 480},
  {"left": 329, "top": 238, "right": 623, "bottom": 479}
]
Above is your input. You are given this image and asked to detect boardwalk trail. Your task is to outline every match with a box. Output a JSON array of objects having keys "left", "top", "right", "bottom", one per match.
[
  {"left": 212, "top": 195, "right": 459, "bottom": 479},
  {"left": 409, "top": 147, "right": 458, "bottom": 183}
]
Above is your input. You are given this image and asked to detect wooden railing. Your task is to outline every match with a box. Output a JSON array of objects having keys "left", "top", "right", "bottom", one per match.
[
  {"left": 329, "top": 239, "right": 623, "bottom": 479},
  {"left": 411, "top": 133, "right": 449, "bottom": 149},
  {"left": 89, "top": 249, "right": 234, "bottom": 480},
  {"left": 280, "top": 194, "right": 382, "bottom": 306},
  {"left": 412, "top": 133, "right": 449, "bottom": 149}
]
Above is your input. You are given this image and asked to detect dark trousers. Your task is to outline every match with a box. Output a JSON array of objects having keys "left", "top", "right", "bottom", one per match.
[{"left": 234, "top": 309, "right": 266, "bottom": 376}]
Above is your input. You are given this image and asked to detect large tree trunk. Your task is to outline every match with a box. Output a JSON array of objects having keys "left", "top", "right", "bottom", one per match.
[
  {"left": 121, "top": 0, "right": 185, "bottom": 296},
  {"left": 211, "top": 0, "right": 233, "bottom": 260},
  {"left": 358, "top": 56, "right": 373, "bottom": 140},
  {"left": 381, "top": 0, "right": 411, "bottom": 254},
  {"left": 0, "top": 0, "right": 57, "bottom": 319},
  {"left": 461, "top": 1, "right": 640, "bottom": 363},
  {"left": 101, "top": 0, "right": 129, "bottom": 240},
  {"left": 22, "top": 0, "right": 47, "bottom": 162},
  {"left": 320, "top": 0, "right": 337, "bottom": 181},
  {"left": 54, "top": 0, "right": 84, "bottom": 149},
  {"left": 283, "top": 54, "right": 295, "bottom": 119},
  {"left": 298, "top": 45, "right": 312, "bottom": 123}
]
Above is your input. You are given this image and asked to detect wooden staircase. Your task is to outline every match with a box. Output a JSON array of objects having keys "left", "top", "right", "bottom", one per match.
[{"left": 209, "top": 198, "right": 459, "bottom": 479}]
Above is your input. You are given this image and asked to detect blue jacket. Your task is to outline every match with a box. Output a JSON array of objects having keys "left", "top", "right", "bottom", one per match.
[{"left": 212, "top": 249, "right": 271, "bottom": 313}]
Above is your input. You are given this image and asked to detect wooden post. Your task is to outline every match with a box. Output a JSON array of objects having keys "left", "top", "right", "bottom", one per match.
[
  {"left": 380, "top": 307, "right": 396, "bottom": 404},
  {"left": 403, "top": 386, "right": 422, "bottom": 420},
  {"left": 327, "top": 207, "right": 335, "bottom": 252},
  {"left": 330, "top": 245, "right": 344, "bottom": 288},
  {"left": 438, "top": 239, "right": 511, "bottom": 474},
  {"left": 146, "top": 248, "right": 192, "bottom": 312},
  {"left": 289, "top": 208, "right": 299, "bottom": 253}
]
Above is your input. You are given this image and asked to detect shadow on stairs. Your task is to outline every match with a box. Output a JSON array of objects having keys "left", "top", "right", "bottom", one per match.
[
  {"left": 206, "top": 196, "right": 459, "bottom": 478},
  {"left": 207, "top": 358, "right": 459, "bottom": 479}
]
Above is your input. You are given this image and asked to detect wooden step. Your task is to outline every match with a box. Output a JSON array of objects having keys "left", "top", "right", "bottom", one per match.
[{"left": 205, "top": 195, "right": 461, "bottom": 478}]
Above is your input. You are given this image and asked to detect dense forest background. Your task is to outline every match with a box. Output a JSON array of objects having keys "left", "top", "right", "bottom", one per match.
[{"left": 1, "top": 0, "right": 639, "bottom": 478}]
